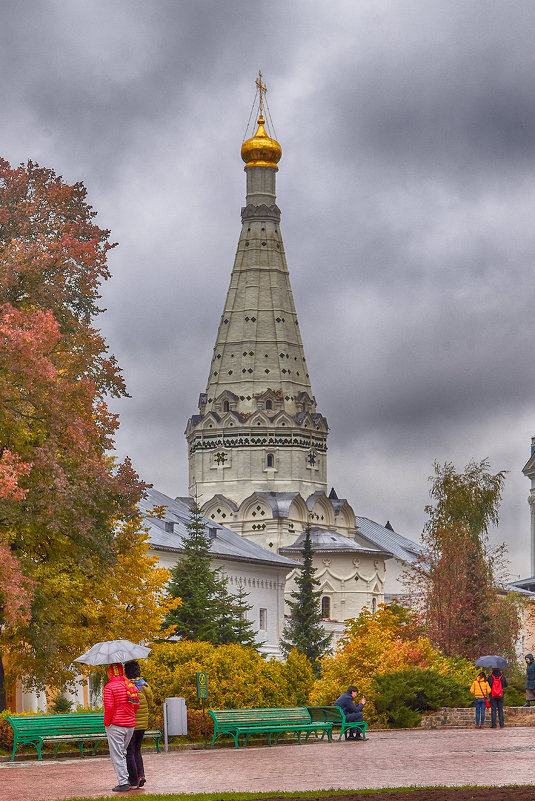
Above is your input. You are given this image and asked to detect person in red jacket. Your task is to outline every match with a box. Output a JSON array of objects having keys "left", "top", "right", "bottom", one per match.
[{"left": 103, "top": 663, "right": 139, "bottom": 792}]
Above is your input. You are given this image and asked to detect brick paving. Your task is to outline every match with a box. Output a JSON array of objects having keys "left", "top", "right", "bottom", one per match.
[{"left": 2, "top": 727, "right": 535, "bottom": 801}]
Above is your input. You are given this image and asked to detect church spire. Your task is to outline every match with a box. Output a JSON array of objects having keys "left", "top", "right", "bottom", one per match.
[{"left": 186, "top": 77, "right": 328, "bottom": 505}]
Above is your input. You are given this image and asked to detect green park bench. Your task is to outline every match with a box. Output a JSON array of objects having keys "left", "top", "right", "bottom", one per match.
[
  {"left": 6, "top": 713, "right": 162, "bottom": 761},
  {"left": 208, "top": 706, "right": 334, "bottom": 748},
  {"left": 307, "top": 705, "right": 368, "bottom": 740}
]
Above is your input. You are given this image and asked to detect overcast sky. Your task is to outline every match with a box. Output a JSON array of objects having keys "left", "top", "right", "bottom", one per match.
[{"left": 3, "top": 1, "right": 535, "bottom": 579}]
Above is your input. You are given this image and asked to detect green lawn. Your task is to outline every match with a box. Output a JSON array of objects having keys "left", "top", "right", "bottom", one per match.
[
  {"left": 43, "top": 791, "right": 435, "bottom": 801},
  {"left": 37, "top": 790, "right": 508, "bottom": 801}
]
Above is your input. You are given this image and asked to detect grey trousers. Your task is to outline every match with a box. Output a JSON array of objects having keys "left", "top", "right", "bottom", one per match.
[{"left": 106, "top": 724, "right": 134, "bottom": 787}]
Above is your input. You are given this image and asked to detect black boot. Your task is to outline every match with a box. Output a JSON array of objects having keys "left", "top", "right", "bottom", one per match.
[{"left": 523, "top": 701, "right": 531, "bottom": 707}]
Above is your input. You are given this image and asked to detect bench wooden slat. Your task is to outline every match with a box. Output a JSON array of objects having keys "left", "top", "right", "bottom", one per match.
[
  {"left": 6, "top": 714, "right": 162, "bottom": 761},
  {"left": 209, "top": 707, "right": 333, "bottom": 748}
]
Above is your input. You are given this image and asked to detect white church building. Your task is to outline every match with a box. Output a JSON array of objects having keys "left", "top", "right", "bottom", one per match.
[{"left": 162, "top": 77, "right": 420, "bottom": 646}]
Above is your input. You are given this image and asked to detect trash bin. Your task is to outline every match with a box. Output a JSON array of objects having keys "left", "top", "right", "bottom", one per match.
[{"left": 163, "top": 697, "right": 187, "bottom": 750}]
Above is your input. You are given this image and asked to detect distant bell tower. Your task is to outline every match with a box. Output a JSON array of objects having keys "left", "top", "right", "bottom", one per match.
[{"left": 186, "top": 73, "right": 328, "bottom": 506}]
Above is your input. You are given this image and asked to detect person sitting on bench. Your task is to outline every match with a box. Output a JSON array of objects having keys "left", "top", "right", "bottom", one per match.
[{"left": 334, "top": 685, "right": 366, "bottom": 740}]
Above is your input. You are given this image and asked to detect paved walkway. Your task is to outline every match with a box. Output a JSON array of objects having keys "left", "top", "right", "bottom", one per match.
[{"left": 2, "top": 728, "right": 535, "bottom": 800}]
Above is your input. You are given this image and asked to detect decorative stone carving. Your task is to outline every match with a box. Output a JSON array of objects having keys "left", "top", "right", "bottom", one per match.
[{"left": 241, "top": 203, "right": 281, "bottom": 222}]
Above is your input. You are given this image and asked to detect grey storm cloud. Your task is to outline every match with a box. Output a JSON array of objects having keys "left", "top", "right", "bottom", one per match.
[{"left": 2, "top": 0, "right": 534, "bottom": 578}]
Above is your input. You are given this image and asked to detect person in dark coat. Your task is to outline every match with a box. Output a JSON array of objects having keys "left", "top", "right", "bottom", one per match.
[
  {"left": 523, "top": 653, "right": 535, "bottom": 707},
  {"left": 488, "top": 668, "right": 508, "bottom": 729},
  {"left": 334, "top": 685, "right": 366, "bottom": 740}
]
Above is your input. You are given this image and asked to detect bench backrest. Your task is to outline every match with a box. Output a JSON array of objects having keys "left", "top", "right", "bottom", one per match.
[
  {"left": 209, "top": 707, "right": 312, "bottom": 726},
  {"left": 307, "top": 706, "right": 345, "bottom": 723},
  {"left": 7, "top": 713, "right": 106, "bottom": 737}
]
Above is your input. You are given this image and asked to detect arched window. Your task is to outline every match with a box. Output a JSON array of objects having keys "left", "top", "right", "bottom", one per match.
[
  {"left": 266, "top": 453, "right": 274, "bottom": 468},
  {"left": 223, "top": 400, "right": 230, "bottom": 412},
  {"left": 265, "top": 399, "right": 272, "bottom": 410},
  {"left": 372, "top": 597, "right": 377, "bottom": 614},
  {"left": 321, "top": 596, "right": 331, "bottom": 619}
]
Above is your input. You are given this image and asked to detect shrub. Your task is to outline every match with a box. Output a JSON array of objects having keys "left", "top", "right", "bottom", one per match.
[
  {"left": 0, "top": 712, "right": 14, "bottom": 751},
  {"left": 311, "top": 603, "right": 477, "bottom": 723},
  {"left": 186, "top": 709, "right": 214, "bottom": 741},
  {"left": 49, "top": 695, "right": 73, "bottom": 714},
  {"left": 143, "top": 641, "right": 314, "bottom": 713},
  {"left": 371, "top": 668, "right": 470, "bottom": 728},
  {"left": 503, "top": 685, "right": 525, "bottom": 706}
]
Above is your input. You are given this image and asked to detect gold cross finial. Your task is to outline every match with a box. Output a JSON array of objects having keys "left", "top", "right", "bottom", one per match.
[{"left": 256, "top": 70, "right": 267, "bottom": 117}]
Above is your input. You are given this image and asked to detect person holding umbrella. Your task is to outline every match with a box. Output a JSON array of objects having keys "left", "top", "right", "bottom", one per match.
[
  {"left": 73, "top": 640, "right": 151, "bottom": 793},
  {"left": 104, "top": 663, "right": 140, "bottom": 791},
  {"left": 475, "top": 655, "right": 507, "bottom": 729}
]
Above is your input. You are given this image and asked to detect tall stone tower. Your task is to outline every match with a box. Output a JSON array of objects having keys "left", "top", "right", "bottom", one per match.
[
  {"left": 185, "top": 76, "right": 391, "bottom": 634},
  {"left": 186, "top": 78, "right": 328, "bottom": 507}
]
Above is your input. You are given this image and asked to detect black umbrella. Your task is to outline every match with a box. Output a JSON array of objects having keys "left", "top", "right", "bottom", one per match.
[{"left": 475, "top": 655, "right": 507, "bottom": 670}]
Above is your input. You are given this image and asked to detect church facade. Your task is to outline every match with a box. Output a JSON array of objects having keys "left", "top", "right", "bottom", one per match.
[{"left": 184, "top": 79, "right": 419, "bottom": 641}]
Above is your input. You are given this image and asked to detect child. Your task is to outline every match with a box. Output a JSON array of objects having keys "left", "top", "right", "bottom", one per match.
[{"left": 470, "top": 671, "right": 491, "bottom": 728}]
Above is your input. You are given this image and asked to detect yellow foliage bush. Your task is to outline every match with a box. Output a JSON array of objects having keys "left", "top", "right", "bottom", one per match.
[
  {"left": 143, "top": 641, "right": 315, "bottom": 711},
  {"left": 310, "top": 603, "right": 475, "bottom": 723}
]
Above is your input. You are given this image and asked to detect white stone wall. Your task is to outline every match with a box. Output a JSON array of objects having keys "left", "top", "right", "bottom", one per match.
[
  {"left": 284, "top": 552, "right": 386, "bottom": 626},
  {"left": 191, "top": 441, "right": 327, "bottom": 506}
]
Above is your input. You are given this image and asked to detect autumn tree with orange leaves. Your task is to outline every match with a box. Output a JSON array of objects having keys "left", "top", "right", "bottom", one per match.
[
  {"left": 0, "top": 159, "right": 171, "bottom": 706},
  {"left": 404, "top": 460, "right": 521, "bottom": 661}
]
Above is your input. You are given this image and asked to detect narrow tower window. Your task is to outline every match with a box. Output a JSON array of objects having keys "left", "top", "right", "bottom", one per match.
[
  {"left": 259, "top": 608, "right": 267, "bottom": 631},
  {"left": 266, "top": 453, "right": 274, "bottom": 468},
  {"left": 265, "top": 400, "right": 272, "bottom": 410},
  {"left": 223, "top": 400, "right": 230, "bottom": 412},
  {"left": 321, "top": 596, "right": 331, "bottom": 619}
]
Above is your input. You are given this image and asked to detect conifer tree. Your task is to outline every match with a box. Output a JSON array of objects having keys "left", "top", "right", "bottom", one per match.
[
  {"left": 280, "top": 525, "right": 333, "bottom": 676},
  {"left": 164, "top": 502, "right": 257, "bottom": 647},
  {"left": 230, "top": 582, "right": 257, "bottom": 648}
]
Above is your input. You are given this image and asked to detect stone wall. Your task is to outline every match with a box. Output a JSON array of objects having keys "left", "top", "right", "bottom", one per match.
[{"left": 421, "top": 706, "right": 535, "bottom": 728}]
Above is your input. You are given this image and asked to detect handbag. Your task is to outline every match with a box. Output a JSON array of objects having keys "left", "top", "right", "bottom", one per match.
[{"left": 477, "top": 679, "right": 491, "bottom": 708}]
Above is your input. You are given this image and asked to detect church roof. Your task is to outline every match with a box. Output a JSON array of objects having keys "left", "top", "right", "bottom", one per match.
[
  {"left": 509, "top": 576, "right": 535, "bottom": 595},
  {"left": 354, "top": 516, "right": 421, "bottom": 563},
  {"left": 279, "top": 526, "right": 392, "bottom": 558},
  {"left": 140, "top": 487, "right": 299, "bottom": 570}
]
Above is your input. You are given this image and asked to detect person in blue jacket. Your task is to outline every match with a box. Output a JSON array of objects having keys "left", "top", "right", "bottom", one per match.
[
  {"left": 523, "top": 653, "right": 535, "bottom": 707},
  {"left": 334, "top": 685, "right": 366, "bottom": 740}
]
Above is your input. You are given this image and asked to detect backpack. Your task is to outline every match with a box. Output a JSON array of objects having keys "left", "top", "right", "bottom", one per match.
[{"left": 490, "top": 675, "right": 503, "bottom": 698}]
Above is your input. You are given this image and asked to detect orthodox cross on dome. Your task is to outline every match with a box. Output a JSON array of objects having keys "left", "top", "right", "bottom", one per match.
[{"left": 256, "top": 70, "right": 267, "bottom": 117}]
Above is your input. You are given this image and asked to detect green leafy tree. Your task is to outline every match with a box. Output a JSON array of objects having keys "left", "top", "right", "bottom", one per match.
[
  {"left": 405, "top": 459, "right": 521, "bottom": 660},
  {"left": 163, "top": 502, "right": 257, "bottom": 647},
  {"left": 280, "top": 525, "right": 332, "bottom": 676}
]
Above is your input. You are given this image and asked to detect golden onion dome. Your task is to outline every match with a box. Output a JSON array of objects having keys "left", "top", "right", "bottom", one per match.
[{"left": 241, "top": 115, "right": 282, "bottom": 169}]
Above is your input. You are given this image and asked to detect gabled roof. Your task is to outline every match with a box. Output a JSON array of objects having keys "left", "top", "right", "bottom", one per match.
[
  {"left": 279, "top": 526, "right": 392, "bottom": 558},
  {"left": 140, "top": 488, "right": 299, "bottom": 570},
  {"left": 354, "top": 516, "right": 421, "bottom": 563},
  {"left": 509, "top": 576, "right": 535, "bottom": 595}
]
